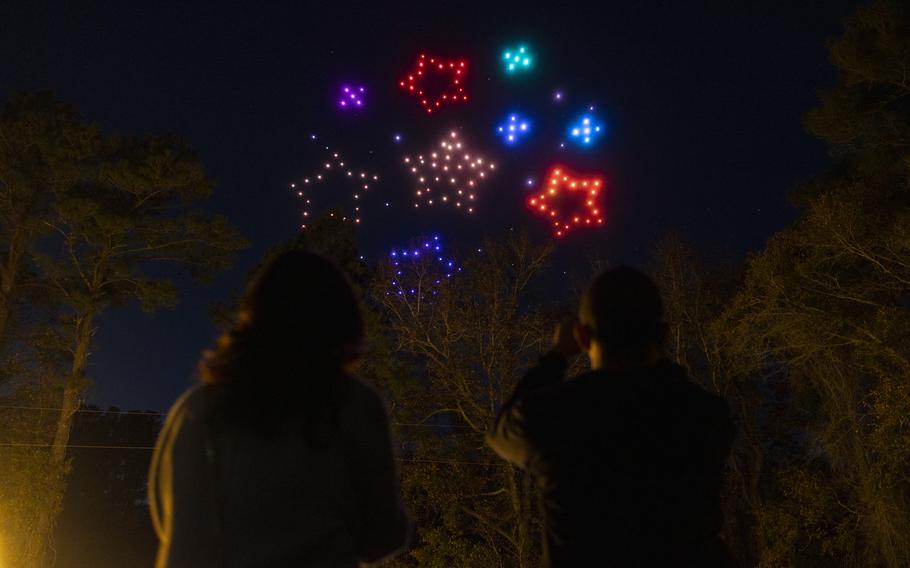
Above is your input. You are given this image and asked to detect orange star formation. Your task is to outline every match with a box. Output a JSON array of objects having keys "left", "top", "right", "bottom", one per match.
[{"left": 528, "top": 166, "right": 605, "bottom": 237}]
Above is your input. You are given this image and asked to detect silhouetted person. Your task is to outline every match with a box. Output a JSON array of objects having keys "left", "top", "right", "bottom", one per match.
[
  {"left": 487, "top": 266, "right": 734, "bottom": 567},
  {"left": 149, "top": 250, "right": 410, "bottom": 567}
]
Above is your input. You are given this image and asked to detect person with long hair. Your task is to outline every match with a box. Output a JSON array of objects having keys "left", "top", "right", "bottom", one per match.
[{"left": 149, "top": 249, "right": 411, "bottom": 567}]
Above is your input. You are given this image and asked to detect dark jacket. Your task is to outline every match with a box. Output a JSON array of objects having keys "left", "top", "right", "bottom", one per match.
[
  {"left": 150, "top": 376, "right": 411, "bottom": 567},
  {"left": 487, "top": 354, "right": 734, "bottom": 567}
]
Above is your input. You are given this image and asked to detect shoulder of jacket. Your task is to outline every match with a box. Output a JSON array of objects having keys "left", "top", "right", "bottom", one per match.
[{"left": 341, "top": 375, "right": 389, "bottom": 417}]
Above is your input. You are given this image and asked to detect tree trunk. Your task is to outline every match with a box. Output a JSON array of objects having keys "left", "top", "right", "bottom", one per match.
[
  {"left": 508, "top": 466, "right": 534, "bottom": 568},
  {"left": 0, "top": 224, "right": 28, "bottom": 343},
  {"left": 50, "top": 311, "right": 93, "bottom": 467},
  {"left": 50, "top": 381, "right": 81, "bottom": 466},
  {"left": 33, "top": 311, "right": 94, "bottom": 561}
]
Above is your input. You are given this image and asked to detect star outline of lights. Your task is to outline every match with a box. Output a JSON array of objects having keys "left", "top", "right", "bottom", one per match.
[
  {"left": 403, "top": 130, "right": 496, "bottom": 214},
  {"left": 527, "top": 166, "right": 605, "bottom": 237},
  {"left": 290, "top": 145, "right": 381, "bottom": 229},
  {"left": 387, "top": 235, "right": 461, "bottom": 299},
  {"left": 399, "top": 54, "right": 469, "bottom": 114}
]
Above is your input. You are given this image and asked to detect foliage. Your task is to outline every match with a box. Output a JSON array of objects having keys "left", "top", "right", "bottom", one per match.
[
  {"left": 4, "top": 3, "right": 910, "bottom": 566},
  {"left": 373, "top": 234, "right": 552, "bottom": 567},
  {"left": 693, "top": 2, "right": 910, "bottom": 565},
  {"left": 0, "top": 92, "right": 246, "bottom": 566},
  {"left": 804, "top": 0, "right": 910, "bottom": 180},
  {"left": 0, "top": 92, "right": 98, "bottom": 349},
  {"left": 0, "top": 385, "right": 68, "bottom": 568},
  {"left": 279, "top": 220, "right": 556, "bottom": 566}
]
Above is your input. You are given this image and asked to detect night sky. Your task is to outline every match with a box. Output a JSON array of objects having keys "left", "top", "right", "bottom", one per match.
[{"left": 2, "top": 1, "right": 859, "bottom": 411}]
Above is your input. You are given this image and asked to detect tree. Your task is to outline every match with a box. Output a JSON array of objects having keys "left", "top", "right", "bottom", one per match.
[
  {"left": 37, "top": 131, "right": 246, "bottom": 475},
  {"left": 374, "top": 234, "right": 552, "bottom": 567},
  {"left": 803, "top": 0, "right": 910, "bottom": 186},
  {"left": 721, "top": 194, "right": 910, "bottom": 565},
  {"left": 650, "top": 233, "right": 781, "bottom": 565},
  {"left": 0, "top": 93, "right": 97, "bottom": 374},
  {"left": 717, "top": 2, "right": 910, "bottom": 564},
  {"left": 0, "top": 93, "right": 98, "bottom": 568},
  {"left": 0, "top": 93, "right": 247, "bottom": 566}
]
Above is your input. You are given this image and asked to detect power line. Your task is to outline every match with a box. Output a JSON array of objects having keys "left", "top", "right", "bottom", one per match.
[
  {"left": 0, "top": 442, "right": 500, "bottom": 466},
  {"left": 399, "top": 457, "right": 498, "bottom": 467},
  {"left": 0, "top": 404, "right": 478, "bottom": 430},
  {"left": 0, "top": 405, "right": 163, "bottom": 416},
  {"left": 395, "top": 422, "right": 475, "bottom": 430},
  {"left": 0, "top": 442, "right": 155, "bottom": 451}
]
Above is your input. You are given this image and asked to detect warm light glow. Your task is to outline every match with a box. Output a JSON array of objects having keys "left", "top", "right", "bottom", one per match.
[{"left": 527, "top": 165, "right": 606, "bottom": 237}]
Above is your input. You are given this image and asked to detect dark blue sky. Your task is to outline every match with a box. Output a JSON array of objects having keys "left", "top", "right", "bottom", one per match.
[{"left": 2, "top": 1, "right": 859, "bottom": 411}]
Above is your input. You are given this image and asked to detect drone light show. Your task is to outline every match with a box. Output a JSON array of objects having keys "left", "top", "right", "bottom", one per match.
[
  {"left": 387, "top": 235, "right": 460, "bottom": 298},
  {"left": 527, "top": 166, "right": 605, "bottom": 237},
  {"left": 496, "top": 113, "right": 532, "bottom": 145},
  {"left": 567, "top": 113, "right": 604, "bottom": 146},
  {"left": 399, "top": 53, "right": 469, "bottom": 114},
  {"left": 338, "top": 85, "right": 366, "bottom": 109},
  {"left": 295, "top": 44, "right": 612, "bottom": 242},
  {"left": 502, "top": 44, "right": 533, "bottom": 75},
  {"left": 403, "top": 130, "right": 496, "bottom": 214},
  {"left": 291, "top": 147, "right": 381, "bottom": 228}
]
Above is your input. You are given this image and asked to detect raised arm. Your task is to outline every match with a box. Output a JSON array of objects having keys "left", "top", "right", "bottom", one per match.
[{"left": 486, "top": 351, "right": 568, "bottom": 468}]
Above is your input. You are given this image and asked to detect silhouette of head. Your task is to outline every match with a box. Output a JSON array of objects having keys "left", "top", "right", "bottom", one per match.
[
  {"left": 237, "top": 248, "right": 364, "bottom": 364},
  {"left": 579, "top": 266, "right": 666, "bottom": 360},
  {"left": 201, "top": 249, "right": 364, "bottom": 436}
]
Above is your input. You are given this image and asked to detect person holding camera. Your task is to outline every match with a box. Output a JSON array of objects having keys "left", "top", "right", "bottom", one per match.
[{"left": 487, "top": 266, "right": 734, "bottom": 567}]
